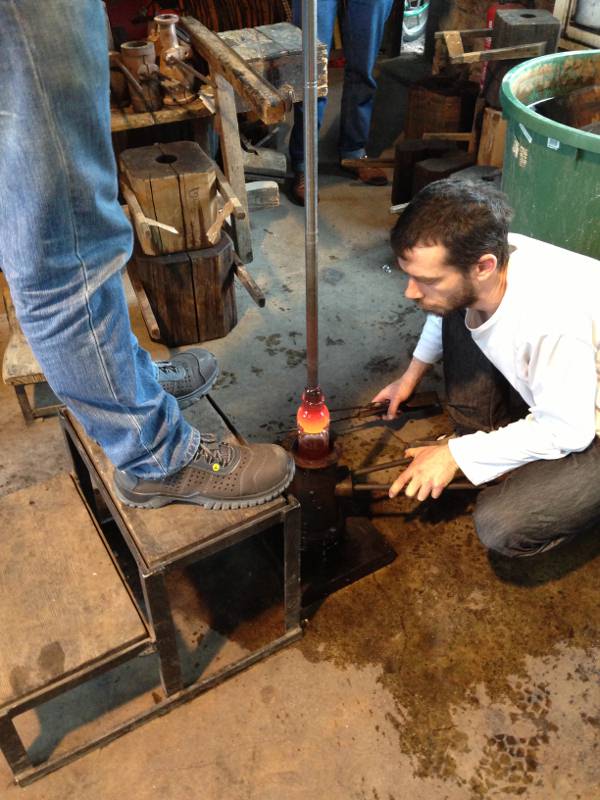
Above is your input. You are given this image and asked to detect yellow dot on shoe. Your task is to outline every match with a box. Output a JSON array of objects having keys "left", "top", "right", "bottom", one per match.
[{"left": 212, "top": 463, "right": 220, "bottom": 472}]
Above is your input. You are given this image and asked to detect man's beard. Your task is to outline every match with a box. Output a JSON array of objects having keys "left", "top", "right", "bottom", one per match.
[{"left": 417, "top": 279, "right": 478, "bottom": 317}]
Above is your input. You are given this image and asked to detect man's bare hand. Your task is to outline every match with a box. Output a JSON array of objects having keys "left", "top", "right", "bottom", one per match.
[
  {"left": 389, "top": 444, "right": 458, "bottom": 501},
  {"left": 371, "top": 378, "right": 414, "bottom": 419},
  {"left": 371, "top": 357, "right": 431, "bottom": 420}
]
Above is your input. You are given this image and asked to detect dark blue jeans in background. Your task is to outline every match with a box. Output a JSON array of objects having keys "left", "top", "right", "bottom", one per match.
[{"left": 289, "top": 0, "right": 394, "bottom": 172}]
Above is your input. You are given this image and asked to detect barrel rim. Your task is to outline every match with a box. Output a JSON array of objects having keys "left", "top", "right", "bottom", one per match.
[{"left": 500, "top": 49, "right": 600, "bottom": 155}]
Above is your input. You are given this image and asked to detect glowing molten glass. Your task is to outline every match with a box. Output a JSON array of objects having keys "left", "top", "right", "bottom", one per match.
[{"left": 296, "top": 386, "right": 330, "bottom": 460}]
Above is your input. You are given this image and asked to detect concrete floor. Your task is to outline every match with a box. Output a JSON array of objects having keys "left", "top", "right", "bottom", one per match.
[{"left": 2, "top": 74, "right": 600, "bottom": 799}]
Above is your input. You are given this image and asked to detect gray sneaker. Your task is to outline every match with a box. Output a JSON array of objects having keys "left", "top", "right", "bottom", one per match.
[
  {"left": 113, "top": 435, "right": 295, "bottom": 510},
  {"left": 156, "top": 349, "right": 219, "bottom": 409}
]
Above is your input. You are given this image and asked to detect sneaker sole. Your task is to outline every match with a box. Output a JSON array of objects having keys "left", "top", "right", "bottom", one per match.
[
  {"left": 175, "top": 365, "right": 219, "bottom": 410},
  {"left": 113, "top": 460, "right": 295, "bottom": 511}
]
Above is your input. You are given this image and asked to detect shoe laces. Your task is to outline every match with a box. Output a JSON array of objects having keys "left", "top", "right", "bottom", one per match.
[
  {"left": 193, "top": 434, "right": 236, "bottom": 470},
  {"left": 156, "top": 361, "right": 183, "bottom": 376}
]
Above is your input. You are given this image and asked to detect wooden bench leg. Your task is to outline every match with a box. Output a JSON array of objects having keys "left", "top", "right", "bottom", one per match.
[
  {"left": 283, "top": 500, "right": 302, "bottom": 632},
  {"left": 0, "top": 714, "right": 32, "bottom": 777},
  {"left": 14, "top": 384, "right": 35, "bottom": 424},
  {"left": 141, "top": 571, "right": 184, "bottom": 696}
]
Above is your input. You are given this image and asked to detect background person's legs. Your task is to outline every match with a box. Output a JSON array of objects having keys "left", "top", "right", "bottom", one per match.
[
  {"left": 0, "top": 0, "right": 199, "bottom": 478},
  {"left": 339, "top": 0, "right": 394, "bottom": 161},
  {"left": 289, "top": 0, "right": 338, "bottom": 173}
]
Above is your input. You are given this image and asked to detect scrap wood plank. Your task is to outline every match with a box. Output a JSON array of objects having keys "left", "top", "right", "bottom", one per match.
[
  {"left": 214, "top": 72, "right": 253, "bottom": 263},
  {"left": 435, "top": 28, "right": 546, "bottom": 65},
  {"left": 110, "top": 96, "right": 211, "bottom": 133}
]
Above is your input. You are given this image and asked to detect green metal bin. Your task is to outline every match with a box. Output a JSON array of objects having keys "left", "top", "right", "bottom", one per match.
[{"left": 500, "top": 50, "right": 600, "bottom": 259}]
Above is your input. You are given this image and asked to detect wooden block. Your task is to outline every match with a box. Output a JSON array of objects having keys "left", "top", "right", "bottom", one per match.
[
  {"left": 64, "top": 407, "right": 286, "bottom": 571},
  {"left": 392, "top": 139, "right": 456, "bottom": 204},
  {"left": 131, "top": 235, "right": 236, "bottom": 346},
  {"left": 217, "top": 22, "right": 328, "bottom": 107},
  {"left": 0, "top": 474, "right": 148, "bottom": 708},
  {"left": 246, "top": 180, "right": 280, "bottom": 211},
  {"left": 477, "top": 107, "right": 508, "bottom": 168},
  {"left": 485, "top": 8, "right": 560, "bottom": 107},
  {"left": 120, "top": 141, "right": 217, "bottom": 253},
  {"left": 190, "top": 243, "right": 237, "bottom": 343},
  {"left": 491, "top": 8, "right": 560, "bottom": 51},
  {"left": 412, "top": 152, "right": 477, "bottom": 194},
  {"left": 242, "top": 147, "right": 287, "bottom": 177},
  {"left": 405, "top": 78, "right": 480, "bottom": 141}
]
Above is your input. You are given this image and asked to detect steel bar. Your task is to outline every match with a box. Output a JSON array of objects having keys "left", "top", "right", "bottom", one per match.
[
  {"left": 354, "top": 481, "right": 477, "bottom": 492},
  {"left": 165, "top": 53, "right": 211, "bottom": 85},
  {"left": 303, "top": 0, "right": 319, "bottom": 389},
  {"left": 354, "top": 458, "right": 412, "bottom": 476}
]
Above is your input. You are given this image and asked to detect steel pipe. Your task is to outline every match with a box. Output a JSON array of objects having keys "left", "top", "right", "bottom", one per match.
[{"left": 302, "top": 0, "right": 319, "bottom": 389}]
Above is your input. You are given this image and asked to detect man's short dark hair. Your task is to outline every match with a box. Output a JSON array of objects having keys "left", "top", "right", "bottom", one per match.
[{"left": 390, "top": 179, "right": 513, "bottom": 274}]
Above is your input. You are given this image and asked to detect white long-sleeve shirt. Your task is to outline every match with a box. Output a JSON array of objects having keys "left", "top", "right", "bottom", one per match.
[{"left": 412, "top": 234, "right": 600, "bottom": 485}]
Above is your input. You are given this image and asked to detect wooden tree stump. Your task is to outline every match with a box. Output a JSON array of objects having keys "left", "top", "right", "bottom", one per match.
[
  {"left": 120, "top": 141, "right": 218, "bottom": 254},
  {"left": 128, "top": 234, "right": 237, "bottom": 345}
]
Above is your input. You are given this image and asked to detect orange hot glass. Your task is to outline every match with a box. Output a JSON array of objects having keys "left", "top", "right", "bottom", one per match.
[{"left": 296, "top": 386, "right": 331, "bottom": 460}]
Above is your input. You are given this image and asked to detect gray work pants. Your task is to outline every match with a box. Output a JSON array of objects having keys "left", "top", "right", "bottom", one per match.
[{"left": 442, "top": 311, "right": 600, "bottom": 558}]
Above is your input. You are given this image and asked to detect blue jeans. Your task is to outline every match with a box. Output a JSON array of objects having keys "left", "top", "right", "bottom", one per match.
[
  {"left": 0, "top": 0, "right": 200, "bottom": 479},
  {"left": 289, "top": 0, "right": 394, "bottom": 171}
]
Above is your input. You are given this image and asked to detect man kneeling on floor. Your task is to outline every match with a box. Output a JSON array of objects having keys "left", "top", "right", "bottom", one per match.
[{"left": 373, "top": 180, "right": 600, "bottom": 558}]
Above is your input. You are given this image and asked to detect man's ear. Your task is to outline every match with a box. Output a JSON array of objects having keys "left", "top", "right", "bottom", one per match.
[{"left": 473, "top": 253, "right": 498, "bottom": 282}]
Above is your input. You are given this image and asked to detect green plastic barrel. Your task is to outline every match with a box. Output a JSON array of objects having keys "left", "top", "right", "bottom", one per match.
[{"left": 500, "top": 50, "right": 600, "bottom": 259}]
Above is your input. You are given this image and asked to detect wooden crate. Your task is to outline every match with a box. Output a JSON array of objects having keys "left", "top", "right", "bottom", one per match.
[
  {"left": 128, "top": 234, "right": 237, "bottom": 346},
  {"left": 120, "top": 141, "right": 217, "bottom": 254}
]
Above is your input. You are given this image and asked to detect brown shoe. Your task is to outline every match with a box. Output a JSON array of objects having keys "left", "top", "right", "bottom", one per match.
[
  {"left": 342, "top": 156, "right": 388, "bottom": 186},
  {"left": 113, "top": 434, "right": 295, "bottom": 510},
  {"left": 291, "top": 171, "right": 305, "bottom": 205},
  {"left": 290, "top": 172, "right": 320, "bottom": 206}
]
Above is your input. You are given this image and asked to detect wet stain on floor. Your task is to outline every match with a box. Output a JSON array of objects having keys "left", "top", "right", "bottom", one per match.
[
  {"left": 296, "top": 462, "right": 600, "bottom": 796},
  {"left": 321, "top": 267, "right": 345, "bottom": 285}
]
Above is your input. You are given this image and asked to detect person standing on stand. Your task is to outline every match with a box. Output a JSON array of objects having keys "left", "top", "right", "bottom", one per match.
[{"left": 0, "top": 0, "right": 294, "bottom": 510}]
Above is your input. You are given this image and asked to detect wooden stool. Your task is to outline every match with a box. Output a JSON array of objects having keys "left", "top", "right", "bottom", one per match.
[
  {"left": 59, "top": 398, "right": 302, "bottom": 698},
  {"left": 0, "top": 474, "right": 151, "bottom": 785},
  {"left": 1, "top": 288, "right": 62, "bottom": 423},
  {"left": 128, "top": 234, "right": 237, "bottom": 346}
]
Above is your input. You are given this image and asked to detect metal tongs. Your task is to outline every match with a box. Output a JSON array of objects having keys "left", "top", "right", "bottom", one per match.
[{"left": 328, "top": 391, "right": 442, "bottom": 425}]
